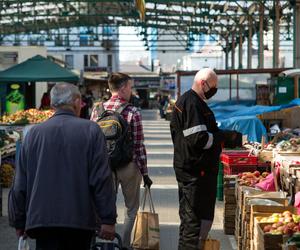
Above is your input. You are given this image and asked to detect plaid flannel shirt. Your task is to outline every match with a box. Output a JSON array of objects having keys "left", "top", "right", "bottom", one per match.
[{"left": 90, "top": 95, "right": 148, "bottom": 175}]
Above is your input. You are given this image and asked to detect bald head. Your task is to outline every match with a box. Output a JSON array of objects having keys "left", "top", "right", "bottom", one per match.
[
  {"left": 192, "top": 68, "right": 218, "bottom": 100},
  {"left": 194, "top": 68, "right": 218, "bottom": 88}
]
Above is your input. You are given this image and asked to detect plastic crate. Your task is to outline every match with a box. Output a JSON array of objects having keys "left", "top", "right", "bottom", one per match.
[
  {"left": 220, "top": 151, "right": 257, "bottom": 166},
  {"left": 223, "top": 164, "right": 258, "bottom": 175}
]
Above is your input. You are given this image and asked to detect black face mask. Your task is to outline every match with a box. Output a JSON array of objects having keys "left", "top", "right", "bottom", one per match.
[
  {"left": 204, "top": 81, "right": 217, "bottom": 99},
  {"left": 204, "top": 87, "right": 218, "bottom": 99}
]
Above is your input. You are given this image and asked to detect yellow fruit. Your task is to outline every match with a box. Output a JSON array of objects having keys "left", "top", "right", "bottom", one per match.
[{"left": 0, "top": 163, "right": 14, "bottom": 187}]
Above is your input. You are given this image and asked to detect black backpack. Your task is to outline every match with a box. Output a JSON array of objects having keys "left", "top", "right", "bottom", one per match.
[{"left": 96, "top": 103, "right": 133, "bottom": 170}]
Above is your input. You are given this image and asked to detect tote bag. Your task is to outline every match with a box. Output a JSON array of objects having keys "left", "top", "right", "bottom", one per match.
[
  {"left": 132, "top": 187, "right": 160, "bottom": 250},
  {"left": 202, "top": 238, "right": 220, "bottom": 250}
]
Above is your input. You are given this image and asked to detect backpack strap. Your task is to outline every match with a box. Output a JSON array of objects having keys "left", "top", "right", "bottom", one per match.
[
  {"left": 115, "top": 103, "right": 131, "bottom": 115},
  {"left": 94, "top": 102, "right": 105, "bottom": 118}
]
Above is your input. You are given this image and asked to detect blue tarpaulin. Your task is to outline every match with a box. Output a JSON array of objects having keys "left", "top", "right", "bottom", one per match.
[
  {"left": 210, "top": 99, "right": 300, "bottom": 142},
  {"left": 218, "top": 116, "right": 267, "bottom": 143}
]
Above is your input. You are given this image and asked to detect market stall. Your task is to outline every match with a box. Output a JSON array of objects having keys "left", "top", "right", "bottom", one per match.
[
  {"left": 0, "top": 55, "right": 78, "bottom": 216},
  {"left": 222, "top": 131, "right": 300, "bottom": 250},
  {"left": 0, "top": 108, "right": 54, "bottom": 216},
  {"left": 0, "top": 54, "right": 79, "bottom": 112}
]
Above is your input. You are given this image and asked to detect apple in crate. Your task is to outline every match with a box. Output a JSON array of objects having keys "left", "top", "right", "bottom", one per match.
[
  {"left": 253, "top": 170, "right": 260, "bottom": 177},
  {"left": 263, "top": 225, "right": 272, "bottom": 233}
]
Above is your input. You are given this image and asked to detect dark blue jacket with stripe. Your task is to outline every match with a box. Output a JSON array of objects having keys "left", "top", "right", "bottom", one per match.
[{"left": 170, "top": 89, "right": 224, "bottom": 183}]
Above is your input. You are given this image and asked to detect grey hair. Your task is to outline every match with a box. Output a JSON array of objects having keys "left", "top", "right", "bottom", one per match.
[{"left": 50, "top": 83, "right": 81, "bottom": 108}]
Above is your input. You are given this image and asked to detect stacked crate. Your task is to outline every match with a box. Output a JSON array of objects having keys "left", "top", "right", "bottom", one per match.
[
  {"left": 250, "top": 205, "right": 297, "bottom": 250},
  {"left": 223, "top": 175, "right": 237, "bottom": 235},
  {"left": 235, "top": 184, "right": 248, "bottom": 249},
  {"left": 241, "top": 193, "right": 288, "bottom": 250},
  {"left": 240, "top": 189, "right": 262, "bottom": 250},
  {"left": 221, "top": 151, "right": 258, "bottom": 175},
  {"left": 235, "top": 184, "right": 262, "bottom": 250}
]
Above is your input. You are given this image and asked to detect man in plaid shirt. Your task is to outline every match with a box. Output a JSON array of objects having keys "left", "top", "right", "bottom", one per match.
[{"left": 91, "top": 72, "right": 152, "bottom": 249}]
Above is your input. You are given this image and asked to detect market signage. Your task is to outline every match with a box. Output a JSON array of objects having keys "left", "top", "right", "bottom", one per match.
[{"left": 5, "top": 84, "right": 25, "bottom": 114}]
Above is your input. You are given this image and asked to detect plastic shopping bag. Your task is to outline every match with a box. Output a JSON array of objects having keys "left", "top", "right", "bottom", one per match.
[
  {"left": 255, "top": 173, "right": 276, "bottom": 191},
  {"left": 294, "top": 192, "right": 300, "bottom": 215},
  {"left": 18, "top": 236, "right": 30, "bottom": 250}
]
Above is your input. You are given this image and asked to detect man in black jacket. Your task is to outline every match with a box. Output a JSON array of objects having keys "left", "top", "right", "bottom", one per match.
[
  {"left": 170, "top": 68, "right": 241, "bottom": 250},
  {"left": 9, "top": 83, "right": 116, "bottom": 250}
]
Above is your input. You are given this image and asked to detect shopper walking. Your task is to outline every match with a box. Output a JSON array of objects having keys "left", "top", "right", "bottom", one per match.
[
  {"left": 170, "top": 68, "right": 241, "bottom": 250},
  {"left": 91, "top": 72, "right": 153, "bottom": 250},
  {"left": 9, "top": 83, "right": 116, "bottom": 250},
  {"left": 39, "top": 91, "right": 50, "bottom": 110}
]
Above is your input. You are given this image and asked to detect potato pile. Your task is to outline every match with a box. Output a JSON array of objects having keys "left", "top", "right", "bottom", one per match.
[{"left": 237, "top": 171, "right": 269, "bottom": 187}]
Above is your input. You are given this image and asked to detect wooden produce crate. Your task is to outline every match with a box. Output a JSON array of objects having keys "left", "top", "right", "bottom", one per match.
[
  {"left": 257, "top": 106, "right": 300, "bottom": 129},
  {"left": 224, "top": 175, "right": 237, "bottom": 235},
  {"left": 250, "top": 205, "right": 297, "bottom": 250},
  {"left": 255, "top": 223, "right": 289, "bottom": 250},
  {"left": 241, "top": 193, "right": 288, "bottom": 250},
  {"left": 235, "top": 184, "right": 263, "bottom": 250}
]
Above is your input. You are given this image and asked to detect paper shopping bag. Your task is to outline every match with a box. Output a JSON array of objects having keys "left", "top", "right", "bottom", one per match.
[
  {"left": 18, "top": 236, "right": 30, "bottom": 250},
  {"left": 202, "top": 238, "right": 220, "bottom": 250},
  {"left": 132, "top": 187, "right": 160, "bottom": 250}
]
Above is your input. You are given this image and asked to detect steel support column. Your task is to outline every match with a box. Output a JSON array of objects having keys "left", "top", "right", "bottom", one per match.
[
  {"left": 237, "top": 73, "right": 239, "bottom": 102},
  {"left": 294, "top": 76, "right": 299, "bottom": 98},
  {"left": 294, "top": 0, "right": 300, "bottom": 68},
  {"left": 247, "top": 16, "right": 253, "bottom": 69},
  {"left": 231, "top": 31, "right": 235, "bottom": 69},
  {"left": 293, "top": 0, "right": 300, "bottom": 99},
  {"left": 273, "top": 0, "right": 280, "bottom": 68},
  {"left": 225, "top": 37, "right": 229, "bottom": 70},
  {"left": 177, "top": 72, "right": 181, "bottom": 98},
  {"left": 258, "top": 3, "right": 264, "bottom": 68},
  {"left": 239, "top": 29, "right": 243, "bottom": 69}
]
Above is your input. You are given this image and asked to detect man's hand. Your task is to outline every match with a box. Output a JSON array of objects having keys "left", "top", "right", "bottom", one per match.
[
  {"left": 16, "top": 229, "right": 25, "bottom": 237},
  {"left": 99, "top": 224, "right": 115, "bottom": 241},
  {"left": 143, "top": 175, "right": 153, "bottom": 188},
  {"left": 223, "top": 130, "right": 242, "bottom": 148}
]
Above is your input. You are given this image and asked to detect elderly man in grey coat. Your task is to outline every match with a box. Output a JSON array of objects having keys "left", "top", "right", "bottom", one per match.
[{"left": 9, "top": 83, "right": 116, "bottom": 250}]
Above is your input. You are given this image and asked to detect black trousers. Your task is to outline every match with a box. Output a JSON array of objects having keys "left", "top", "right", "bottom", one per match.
[
  {"left": 27, "top": 227, "right": 93, "bottom": 250},
  {"left": 178, "top": 173, "right": 217, "bottom": 250}
]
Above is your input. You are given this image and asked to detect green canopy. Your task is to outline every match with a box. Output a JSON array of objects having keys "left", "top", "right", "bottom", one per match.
[{"left": 0, "top": 55, "right": 79, "bottom": 83}]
